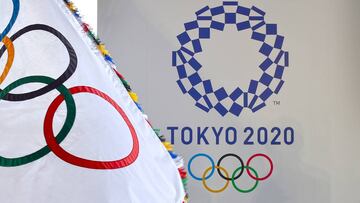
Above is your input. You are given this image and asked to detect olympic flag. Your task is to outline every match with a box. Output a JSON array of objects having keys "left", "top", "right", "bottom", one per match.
[{"left": 0, "top": 0, "right": 186, "bottom": 202}]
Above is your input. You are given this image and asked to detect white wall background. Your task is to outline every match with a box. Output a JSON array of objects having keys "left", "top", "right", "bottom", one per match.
[
  {"left": 98, "top": 0, "right": 360, "bottom": 202},
  {"left": 72, "top": 0, "right": 97, "bottom": 33}
]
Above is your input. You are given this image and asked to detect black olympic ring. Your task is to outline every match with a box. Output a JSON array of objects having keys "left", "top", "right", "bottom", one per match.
[
  {"left": 0, "top": 24, "right": 77, "bottom": 101},
  {"left": 217, "top": 153, "right": 244, "bottom": 181}
]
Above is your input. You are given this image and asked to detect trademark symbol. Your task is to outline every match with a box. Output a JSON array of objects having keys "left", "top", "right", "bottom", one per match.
[{"left": 273, "top": 101, "right": 281, "bottom": 105}]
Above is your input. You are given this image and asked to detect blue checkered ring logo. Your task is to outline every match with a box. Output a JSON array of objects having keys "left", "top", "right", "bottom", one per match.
[{"left": 172, "top": 1, "right": 289, "bottom": 117}]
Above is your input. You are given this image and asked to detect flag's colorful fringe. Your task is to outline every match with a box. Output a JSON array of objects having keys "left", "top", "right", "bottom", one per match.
[{"left": 62, "top": 1, "right": 188, "bottom": 202}]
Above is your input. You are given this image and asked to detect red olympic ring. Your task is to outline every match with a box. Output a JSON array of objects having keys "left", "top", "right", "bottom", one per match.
[
  {"left": 246, "top": 153, "right": 273, "bottom": 181},
  {"left": 44, "top": 86, "right": 139, "bottom": 169}
]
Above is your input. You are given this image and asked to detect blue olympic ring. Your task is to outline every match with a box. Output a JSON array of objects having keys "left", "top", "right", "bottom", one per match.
[
  {"left": 172, "top": 1, "right": 289, "bottom": 117},
  {"left": 0, "top": 0, "right": 20, "bottom": 41},
  {"left": 188, "top": 153, "right": 215, "bottom": 181}
]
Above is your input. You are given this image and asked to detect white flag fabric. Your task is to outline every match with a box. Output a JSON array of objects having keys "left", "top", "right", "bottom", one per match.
[{"left": 0, "top": 0, "right": 186, "bottom": 202}]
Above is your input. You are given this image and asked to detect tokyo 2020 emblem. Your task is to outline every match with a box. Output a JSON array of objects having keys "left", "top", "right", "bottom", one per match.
[{"left": 172, "top": 1, "right": 289, "bottom": 117}]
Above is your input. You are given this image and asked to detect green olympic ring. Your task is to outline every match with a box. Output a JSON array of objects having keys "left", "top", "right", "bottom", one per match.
[
  {"left": 231, "top": 166, "right": 259, "bottom": 193},
  {"left": 0, "top": 76, "right": 75, "bottom": 167}
]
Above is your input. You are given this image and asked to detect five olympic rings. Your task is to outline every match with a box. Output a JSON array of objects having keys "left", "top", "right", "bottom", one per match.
[
  {"left": 0, "top": 1, "right": 139, "bottom": 169},
  {"left": 188, "top": 153, "right": 273, "bottom": 193}
]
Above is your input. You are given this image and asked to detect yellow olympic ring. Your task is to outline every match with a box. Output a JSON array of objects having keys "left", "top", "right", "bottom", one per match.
[
  {"left": 202, "top": 166, "right": 230, "bottom": 193},
  {"left": 0, "top": 36, "right": 15, "bottom": 85}
]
